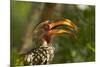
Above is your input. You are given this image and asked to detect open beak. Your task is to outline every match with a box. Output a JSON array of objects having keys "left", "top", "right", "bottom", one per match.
[{"left": 47, "top": 19, "right": 77, "bottom": 38}]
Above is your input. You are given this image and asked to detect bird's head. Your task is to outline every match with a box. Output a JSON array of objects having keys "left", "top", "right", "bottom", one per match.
[
  {"left": 19, "top": 19, "right": 77, "bottom": 54},
  {"left": 33, "top": 19, "right": 77, "bottom": 44}
]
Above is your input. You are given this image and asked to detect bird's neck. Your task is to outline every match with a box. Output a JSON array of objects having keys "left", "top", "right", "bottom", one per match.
[
  {"left": 43, "top": 34, "right": 51, "bottom": 43},
  {"left": 42, "top": 40, "right": 52, "bottom": 47}
]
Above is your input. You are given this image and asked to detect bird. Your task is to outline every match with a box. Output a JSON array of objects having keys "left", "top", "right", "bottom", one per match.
[{"left": 19, "top": 19, "right": 77, "bottom": 65}]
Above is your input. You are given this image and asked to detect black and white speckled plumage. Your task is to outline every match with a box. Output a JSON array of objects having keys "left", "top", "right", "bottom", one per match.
[{"left": 24, "top": 45, "right": 54, "bottom": 65}]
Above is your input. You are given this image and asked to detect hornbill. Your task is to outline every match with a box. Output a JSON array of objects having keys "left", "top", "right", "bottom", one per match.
[{"left": 19, "top": 19, "right": 77, "bottom": 65}]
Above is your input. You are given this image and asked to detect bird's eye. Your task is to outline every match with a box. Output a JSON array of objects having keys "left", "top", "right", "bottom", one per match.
[{"left": 43, "top": 24, "right": 50, "bottom": 31}]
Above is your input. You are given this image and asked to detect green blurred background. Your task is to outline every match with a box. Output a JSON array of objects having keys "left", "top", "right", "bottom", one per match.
[{"left": 11, "top": 1, "right": 95, "bottom": 66}]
